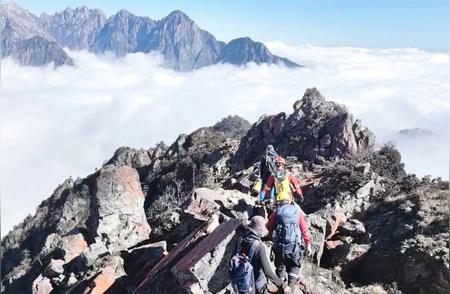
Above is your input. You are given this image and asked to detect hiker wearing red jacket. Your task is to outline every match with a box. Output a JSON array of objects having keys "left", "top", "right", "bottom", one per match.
[
  {"left": 266, "top": 198, "right": 312, "bottom": 294},
  {"left": 262, "top": 156, "right": 304, "bottom": 204}
]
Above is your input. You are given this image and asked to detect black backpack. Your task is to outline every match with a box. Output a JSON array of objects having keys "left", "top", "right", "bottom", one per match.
[{"left": 262, "top": 150, "right": 278, "bottom": 176}]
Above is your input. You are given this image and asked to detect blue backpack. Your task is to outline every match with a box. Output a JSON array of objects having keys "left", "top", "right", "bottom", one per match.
[
  {"left": 229, "top": 239, "right": 260, "bottom": 293},
  {"left": 275, "top": 203, "right": 301, "bottom": 254}
]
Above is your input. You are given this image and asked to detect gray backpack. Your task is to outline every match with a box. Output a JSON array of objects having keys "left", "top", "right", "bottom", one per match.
[{"left": 275, "top": 203, "right": 301, "bottom": 254}]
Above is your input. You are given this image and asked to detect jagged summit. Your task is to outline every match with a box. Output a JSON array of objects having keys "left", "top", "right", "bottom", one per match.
[
  {"left": 219, "top": 37, "right": 299, "bottom": 67},
  {"left": 1, "top": 3, "right": 300, "bottom": 70},
  {"left": 231, "top": 87, "right": 375, "bottom": 172},
  {"left": 164, "top": 9, "right": 193, "bottom": 23},
  {"left": 2, "top": 89, "right": 448, "bottom": 293}
]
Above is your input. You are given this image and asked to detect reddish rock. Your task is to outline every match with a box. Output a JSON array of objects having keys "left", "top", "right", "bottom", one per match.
[
  {"left": 326, "top": 240, "right": 344, "bottom": 250},
  {"left": 172, "top": 219, "right": 242, "bottom": 292},
  {"left": 62, "top": 233, "right": 88, "bottom": 263},
  {"left": 93, "top": 165, "right": 151, "bottom": 251},
  {"left": 135, "top": 219, "right": 243, "bottom": 293},
  {"left": 84, "top": 267, "right": 116, "bottom": 294}
]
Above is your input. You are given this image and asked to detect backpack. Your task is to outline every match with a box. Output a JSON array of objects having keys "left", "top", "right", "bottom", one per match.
[
  {"left": 275, "top": 203, "right": 301, "bottom": 254},
  {"left": 251, "top": 178, "right": 262, "bottom": 194},
  {"left": 274, "top": 176, "right": 292, "bottom": 202},
  {"left": 229, "top": 239, "right": 260, "bottom": 294},
  {"left": 262, "top": 150, "right": 278, "bottom": 177}
]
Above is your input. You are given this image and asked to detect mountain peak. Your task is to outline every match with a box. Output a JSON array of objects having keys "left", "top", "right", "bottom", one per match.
[
  {"left": 114, "top": 8, "right": 133, "bottom": 18},
  {"left": 163, "top": 9, "right": 193, "bottom": 24},
  {"left": 3, "top": 1, "right": 22, "bottom": 10},
  {"left": 2, "top": 3, "right": 300, "bottom": 70},
  {"left": 231, "top": 36, "right": 253, "bottom": 43},
  {"left": 2, "top": 1, "right": 32, "bottom": 16},
  {"left": 167, "top": 9, "right": 190, "bottom": 19}
]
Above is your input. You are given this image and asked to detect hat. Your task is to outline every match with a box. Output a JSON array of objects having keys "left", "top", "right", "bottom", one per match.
[
  {"left": 275, "top": 156, "right": 286, "bottom": 165},
  {"left": 266, "top": 145, "right": 274, "bottom": 152},
  {"left": 248, "top": 215, "right": 269, "bottom": 237}
]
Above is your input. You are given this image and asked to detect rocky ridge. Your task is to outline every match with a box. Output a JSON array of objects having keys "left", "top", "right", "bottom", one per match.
[{"left": 1, "top": 88, "right": 448, "bottom": 294}]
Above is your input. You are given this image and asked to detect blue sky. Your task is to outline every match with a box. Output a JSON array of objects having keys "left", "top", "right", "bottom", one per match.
[{"left": 12, "top": 0, "right": 450, "bottom": 51}]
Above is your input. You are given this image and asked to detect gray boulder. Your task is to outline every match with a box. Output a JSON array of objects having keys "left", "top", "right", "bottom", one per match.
[
  {"left": 91, "top": 165, "right": 151, "bottom": 251},
  {"left": 32, "top": 274, "right": 53, "bottom": 294},
  {"left": 44, "top": 259, "right": 65, "bottom": 277}
]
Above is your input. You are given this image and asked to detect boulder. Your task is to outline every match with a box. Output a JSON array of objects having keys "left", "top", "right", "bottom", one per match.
[
  {"left": 62, "top": 233, "right": 88, "bottom": 263},
  {"left": 323, "top": 243, "right": 370, "bottom": 270},
  {"left": 32, "top": 275, "right": 53, "bottom": 294},
  {"left": 299, "top": 259, "right": 350, "bottom": 294},
  {"left": 105, "top": 146, "right": 153, "bottom": 168},
  {"left": 305, "top": 212, "right": 327, "bottom": 265},
  {"left": 83, "top": 255, "right": 125, "bottom": 294},
  {"left": 80, "top": 239, "right": 109, "bottom": 267},
  {"left": 67, "top": 273, "right": 78, "bottom": 287},
  {"left": 92, "top": 165, "right": 151, "bottom": 251},
  {"left": 356, "top": 180, "right": 375, "bottom": 199},
  {"left": 132, "top": 219, "right": 243, "bottom": 293},
  {"left": 354, "top": 163, "right": 371, "bottom": 174},
  {"left": 234, "top": 177, "right": 253, "bottom": 194},
  {"left": 122, "top": 241, "right": 167, "bottom": 279},
  {"left": 340, "top": 219, "right": 368, "bottom": 243},
  {"left": 84, "top": 268, "right": 116, "bottom": 294},
  {"left": 45, "top": 259, "right": 65, "bottom": 277},
  {"left": 171, "top": 219, "right": 242, "bottom": 293},
  {"left": 193, "top": 188, "right": 255, "bottom": 220}
]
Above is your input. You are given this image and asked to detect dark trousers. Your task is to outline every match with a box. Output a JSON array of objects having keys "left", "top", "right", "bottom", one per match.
[{"left": 274, "top": 246, "right": 301, "bottom": 289}]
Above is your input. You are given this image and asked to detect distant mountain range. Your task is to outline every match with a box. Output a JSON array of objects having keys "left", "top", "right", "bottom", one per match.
[{"left": 0, "top": 2, "right": 300, "bottom": 70}]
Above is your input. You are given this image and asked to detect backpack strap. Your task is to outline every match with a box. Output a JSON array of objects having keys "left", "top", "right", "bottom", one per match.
[
  {"left": 234, "top": 238, "right": 244, "bottom": 256},
  {"left": 247, "top": 240, "right": 261, "bottom": 262}
]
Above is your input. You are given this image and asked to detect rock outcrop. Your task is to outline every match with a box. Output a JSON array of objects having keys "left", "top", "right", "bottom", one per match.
[
  {"left": 231, "top": 88, "right": 375, "bottom": 171},
  {"left": 1, "top": 165, "right": 151, "bottom": 293},
  {"left": 1, "top": 88, "right": 448, "bottom": 294}
]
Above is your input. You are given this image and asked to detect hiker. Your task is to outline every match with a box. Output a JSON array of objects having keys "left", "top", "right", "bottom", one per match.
[
  {"left": 258, "top": 145, "right": 278, "bottom": 203},
  {"left": 262, "top": 156, "right": 304, "bottom": 205},
  {"left": 229, "top": 216, "right": 286, "bottom": 294},
  {"left": 266, "top": 199, "right": 312, "bottom": 294}
]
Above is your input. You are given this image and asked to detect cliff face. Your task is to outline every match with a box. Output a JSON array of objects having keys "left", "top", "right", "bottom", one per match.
[{"left": 2, "top": 88, "right": 448, "bottom": 294}]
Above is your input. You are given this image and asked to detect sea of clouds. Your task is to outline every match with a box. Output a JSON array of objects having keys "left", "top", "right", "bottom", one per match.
[{"left": 1, "top": 43, "right": 448, "bottom": 235}]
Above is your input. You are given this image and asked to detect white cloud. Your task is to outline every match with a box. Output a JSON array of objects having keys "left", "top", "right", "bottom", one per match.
[{"left": 1, "top": 44, "right": 448, "bottom": 235}]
